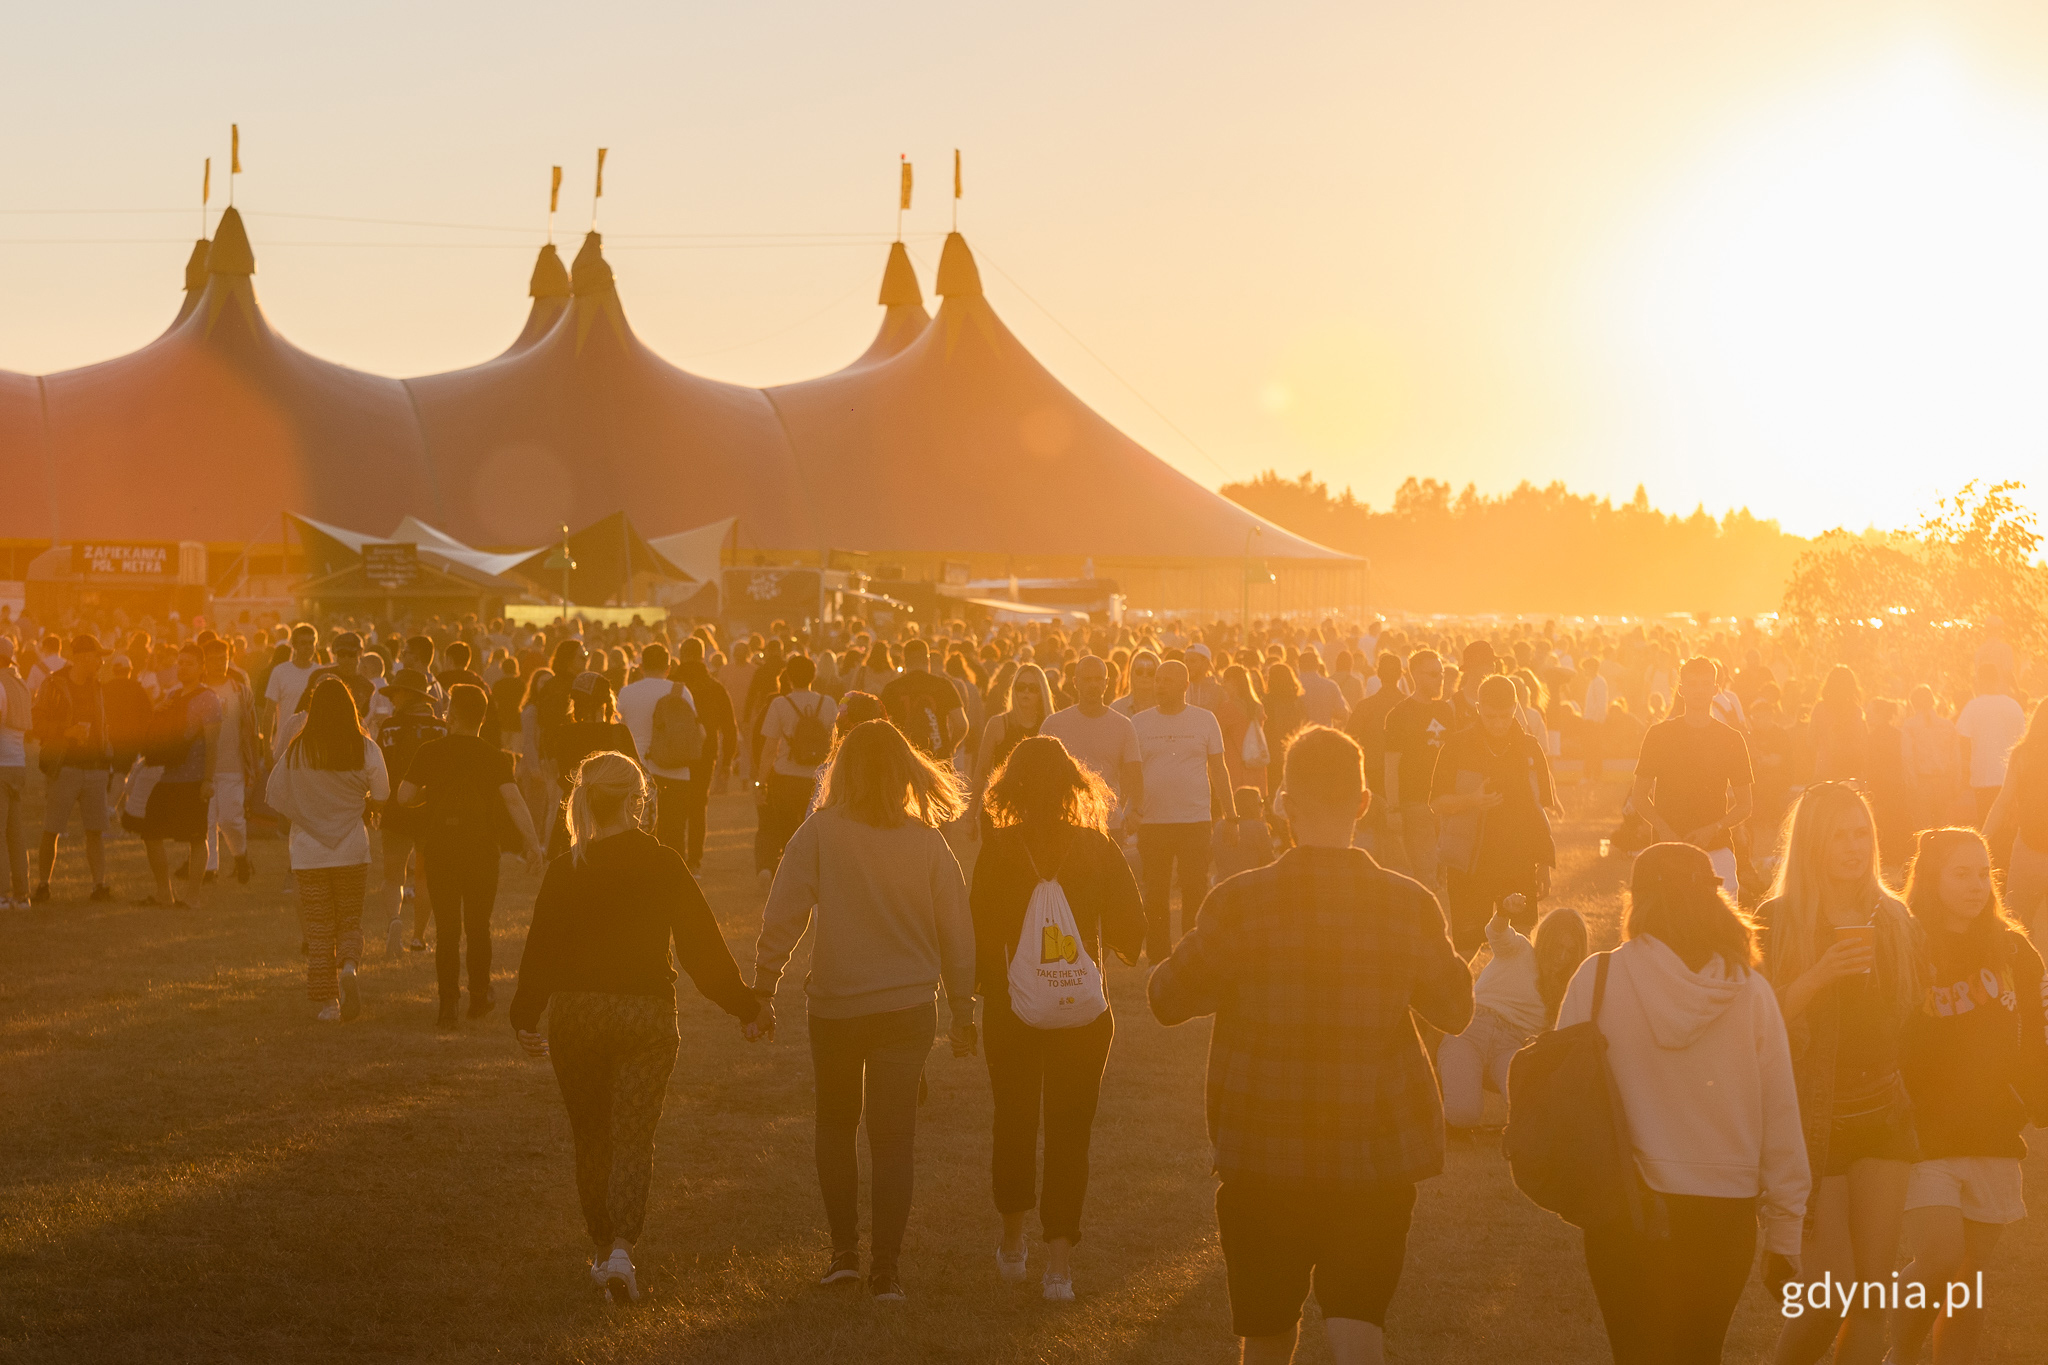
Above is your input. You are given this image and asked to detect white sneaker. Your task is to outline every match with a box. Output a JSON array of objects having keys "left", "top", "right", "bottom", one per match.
[
  {"left": 1042, "top": 1271, "right": 1075, "bottom": 1302},
  {"left": 597, "top": 1248, "right": 639, "bottom": 1303},
  {"left": 996, "top": 1242, "right": 1028, "bottom": 1283},
  {"left": 316, "top": 1000, "right": 342, "bottom": 1022}
]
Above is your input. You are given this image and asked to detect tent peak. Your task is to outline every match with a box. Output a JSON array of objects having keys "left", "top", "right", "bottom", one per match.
[
  {"left": 182, "top": 239, "right": 211, "bottom": 294},
  {"left": 571, "top": 231, "right": 615, "bottom": 298},
  {"left": 529, "top": 242, "right": 571, "bottom": 299},
  {"left": 208, "top": 207, "right": 255, "bottom": 276},
  {"left": 936, "top": 232, "right": 981, "bottom": 299},
  {"left": 879, "top": 241, "right": 922, "bottom": 308}
]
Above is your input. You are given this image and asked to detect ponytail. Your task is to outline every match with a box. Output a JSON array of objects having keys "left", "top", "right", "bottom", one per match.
[{"left": 566, "top": 751, "right": 647, "bottom": 862}]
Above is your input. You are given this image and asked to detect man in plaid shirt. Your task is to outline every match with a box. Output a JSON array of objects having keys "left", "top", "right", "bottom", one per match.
[{"left": 1150, "top": 725, "right": 1472, "bottom": 1365}]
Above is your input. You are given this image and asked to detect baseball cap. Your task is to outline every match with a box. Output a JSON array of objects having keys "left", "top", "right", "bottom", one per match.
[
  {"left": 571, "top": 670, "right": 613, "bottom": 701},
  {"left": 1186, "top": 642, "right": 1212, "bottom": 661}
]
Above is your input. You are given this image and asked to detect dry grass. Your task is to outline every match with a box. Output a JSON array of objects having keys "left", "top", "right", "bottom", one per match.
[{"left": 1, "top": 781, "right": 2044, "bottom": 1363}]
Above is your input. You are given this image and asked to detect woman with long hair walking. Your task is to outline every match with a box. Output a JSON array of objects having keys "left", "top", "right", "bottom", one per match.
[
  {"left": 971, "top": 735, "right": 1143, "bottom": 1299},
  {"left": 1563, "top": 842, "right": 1809, "bottom": 1365},
  {"left": 1890, "top": 826, "right": 2048, "bottom": 1364},
  {"left": 750, "top": 719, "right": 975, "bottom": 1303},
  {"left": 509, "top": 751, "right": 762, "bottom": 1303},
  {"left": 264, "top": 677, "right": 388, "bottom": 1022},
  {"left": 1763, "top": 782, "right": 1924, "bottom": 1365}
]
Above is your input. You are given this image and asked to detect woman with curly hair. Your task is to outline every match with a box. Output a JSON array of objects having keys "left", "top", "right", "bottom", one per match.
[{"left": 970, "top": 735, "right": 1144, "bottom": 1300}]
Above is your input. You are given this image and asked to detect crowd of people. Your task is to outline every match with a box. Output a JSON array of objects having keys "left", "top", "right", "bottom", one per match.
[{"left": 5, "top": 599, "right": 2048, "bottom": 1363}]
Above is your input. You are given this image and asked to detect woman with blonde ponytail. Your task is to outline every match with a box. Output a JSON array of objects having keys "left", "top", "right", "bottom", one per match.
[
  {"left": 1761, "top": 781, "right": 1925, "bottom": 1365},
  {"left": 509, "top": 751, "right": 763, "bottom": 1305}
]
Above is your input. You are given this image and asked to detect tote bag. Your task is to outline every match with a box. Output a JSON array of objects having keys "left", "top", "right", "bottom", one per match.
[{"left": 1007, "top": 871, "right": 1109, "bottom": 1029}]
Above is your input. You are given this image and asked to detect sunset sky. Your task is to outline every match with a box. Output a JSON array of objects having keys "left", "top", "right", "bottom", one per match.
[{"left": 7, "top": 1, "right": 2048, "bottom": 538}]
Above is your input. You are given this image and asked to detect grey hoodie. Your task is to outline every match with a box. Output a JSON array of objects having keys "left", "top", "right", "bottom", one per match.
[{"left": 1556, "top": 935, "right": 1811, "bottom": 1254}]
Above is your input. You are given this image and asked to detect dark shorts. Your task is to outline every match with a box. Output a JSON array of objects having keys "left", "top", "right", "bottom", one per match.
[
  {"left": 1215, "top": 1178, "right": 1417, "bottom": 1336},
  {"left": 124, "top": 780, "right": 207, "bottom": 843},
  {"left": 1824, "top": 1091, "right": 1920, "bottom": 1175}
]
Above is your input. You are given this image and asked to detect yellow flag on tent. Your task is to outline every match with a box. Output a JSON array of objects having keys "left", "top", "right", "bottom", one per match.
[
  {"left": 595, "top": 148, "right": 608, "bottom": 199},
  {"left": 202, "top": 158, "right": 211, "bottom": 205},
  {"left": 550, "top": 165, "right": 562, "bottom": 213},
  {"left": 899, "top": 157, "right": 913, "bottom": 211},
  {"left": 954, "top": 149, "right": 962, "bottom": 199},
  {"left": 231, "top": 124, "right": 241, "bottom": 175}
]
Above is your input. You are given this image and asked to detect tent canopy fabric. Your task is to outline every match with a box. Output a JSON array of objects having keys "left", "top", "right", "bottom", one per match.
[
  {"left": 511, "top": 512, "right": 687, "bottom": 606},
  {"left": 837, "top": 241, "right": 929, "bottom": 371},
  {"left": 289, "top": 513, "right": 533, "bottom": 588},
  {"left": 403, "top": 231, "right": 820, "bottom": 550},
  {"left": 765, "top": 233, "right": 1346, "bottom": 562},
  {"left": 2, "top": 208, "right": 439, "bottom": 544},
  {"left": 3, "top": 219, "right": 1352, "bottom": 569},
  {"left": 646, "top": 517, "right": 735, "bottom": 586}
]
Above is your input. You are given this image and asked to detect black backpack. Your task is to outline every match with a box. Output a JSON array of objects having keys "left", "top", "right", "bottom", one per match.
[
  {"left": 787, "top": 695, "right": 831, "bottom": 767},
  {"left": 1502, "top": 953, "right": 1663, "bottom": 1234},
  {"left": 649, "top": 682, "right": 704, "bottom": 769}
]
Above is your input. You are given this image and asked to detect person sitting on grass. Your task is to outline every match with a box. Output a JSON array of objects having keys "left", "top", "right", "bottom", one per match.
[
  {"left": 1149, "top": 724, "right": 1473, "bottom": 1365},
  {"left": 1437, "top": 897, "right": 1586, "bottom": 1131},
  {"left": 509, "top": 751, "right": 762, "bottom": 1304}
]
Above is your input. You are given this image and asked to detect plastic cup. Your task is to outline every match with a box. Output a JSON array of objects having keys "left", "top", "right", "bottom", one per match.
[{"left": 1834, "top": 923, "right": 1875, "bottom": 974}]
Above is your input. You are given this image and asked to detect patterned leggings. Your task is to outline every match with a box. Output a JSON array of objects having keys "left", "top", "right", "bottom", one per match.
[
  {"left": 549, "top": 992, "right": 681, "bottom": 1246},
  {"left": 297, "top": 864, "right": 368, "bottom": 1003}
]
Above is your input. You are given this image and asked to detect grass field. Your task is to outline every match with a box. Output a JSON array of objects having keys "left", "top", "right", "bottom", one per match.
[{"left": 2, "top": 780, "right": 2044, "bottom": 1364}]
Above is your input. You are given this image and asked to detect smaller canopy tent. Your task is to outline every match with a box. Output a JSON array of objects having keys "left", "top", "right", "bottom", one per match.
[
  {"left": 646, "top": 516, "right": 735, "bottom": 586},
  {"left": 24, "top": 208, "right": 441, "bottom": 544},
  {"left": 289, "top": 514, "right": 533, "bottom": 588},
  {"left": 766, "top": 232, "right": 1349, "bottom": 564},
  {"left": 838, "top": 242, "right": 929, "bottom": 371},
  {"left": 404, "top": 231, "right": 819, "bottom": 549},
  {"left": 385, "top": 515, "right": 536, "bottom": 579},
  {"left": 290, "top": 515, "right": 525, "bottom": 609},
  {"left": 511, "top": 512, "right": 688, "bottom": 606}
]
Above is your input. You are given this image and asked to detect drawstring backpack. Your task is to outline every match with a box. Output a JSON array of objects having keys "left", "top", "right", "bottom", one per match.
[{"left": 1006, "top": 835, "right": 1109, "bottom": 1029}]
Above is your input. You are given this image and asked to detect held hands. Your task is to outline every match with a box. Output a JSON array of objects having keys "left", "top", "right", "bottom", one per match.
[
  {"left": 516, "top": 1028, "right": 549, "bottom": 1059},
  {"left": 951, "top": 1019, "right": 979, "bottom": 1058},
  {"left": 1763, "top": 1251, "right": 1801, "bottom": 1301},
  {"left": 743, "top": 998, "right": 776, "bottom": 1043}
]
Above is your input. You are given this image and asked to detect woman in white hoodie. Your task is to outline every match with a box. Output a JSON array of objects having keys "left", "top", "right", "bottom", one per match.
[
  {"left": 1557, "top": 841, "right": 1809, "bottom": 1365},
  {"left": 265, "top": 677, "right": 389, "bottom": 1022}
]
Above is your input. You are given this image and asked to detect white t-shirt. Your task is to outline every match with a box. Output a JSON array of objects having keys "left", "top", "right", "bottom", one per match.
[
  {"left": 212, "top": 681, "right": 243, "bottom": 774},
  {"left": 264, "top": 661, "right": 318, "bottom": 741},
  {"left": 1132, "top": 704, "right": 1225, "bottom": 824},
  {"left": 616, "top": 676, "right": 691, "bottom": 782},
  {"left": 1956, "top": 693, "right": 2028, "bottom": 788},
  {"left": 1041, "top": 705, "right": 1143, "bottom": 814},
  {"left": 762, "top": 690, "right": 838, "bottom": 779}
]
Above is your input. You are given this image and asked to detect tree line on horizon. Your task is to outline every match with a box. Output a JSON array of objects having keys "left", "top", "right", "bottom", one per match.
[{"left": 1220, "top": 470, "right": 1805, "bottom": 616}]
